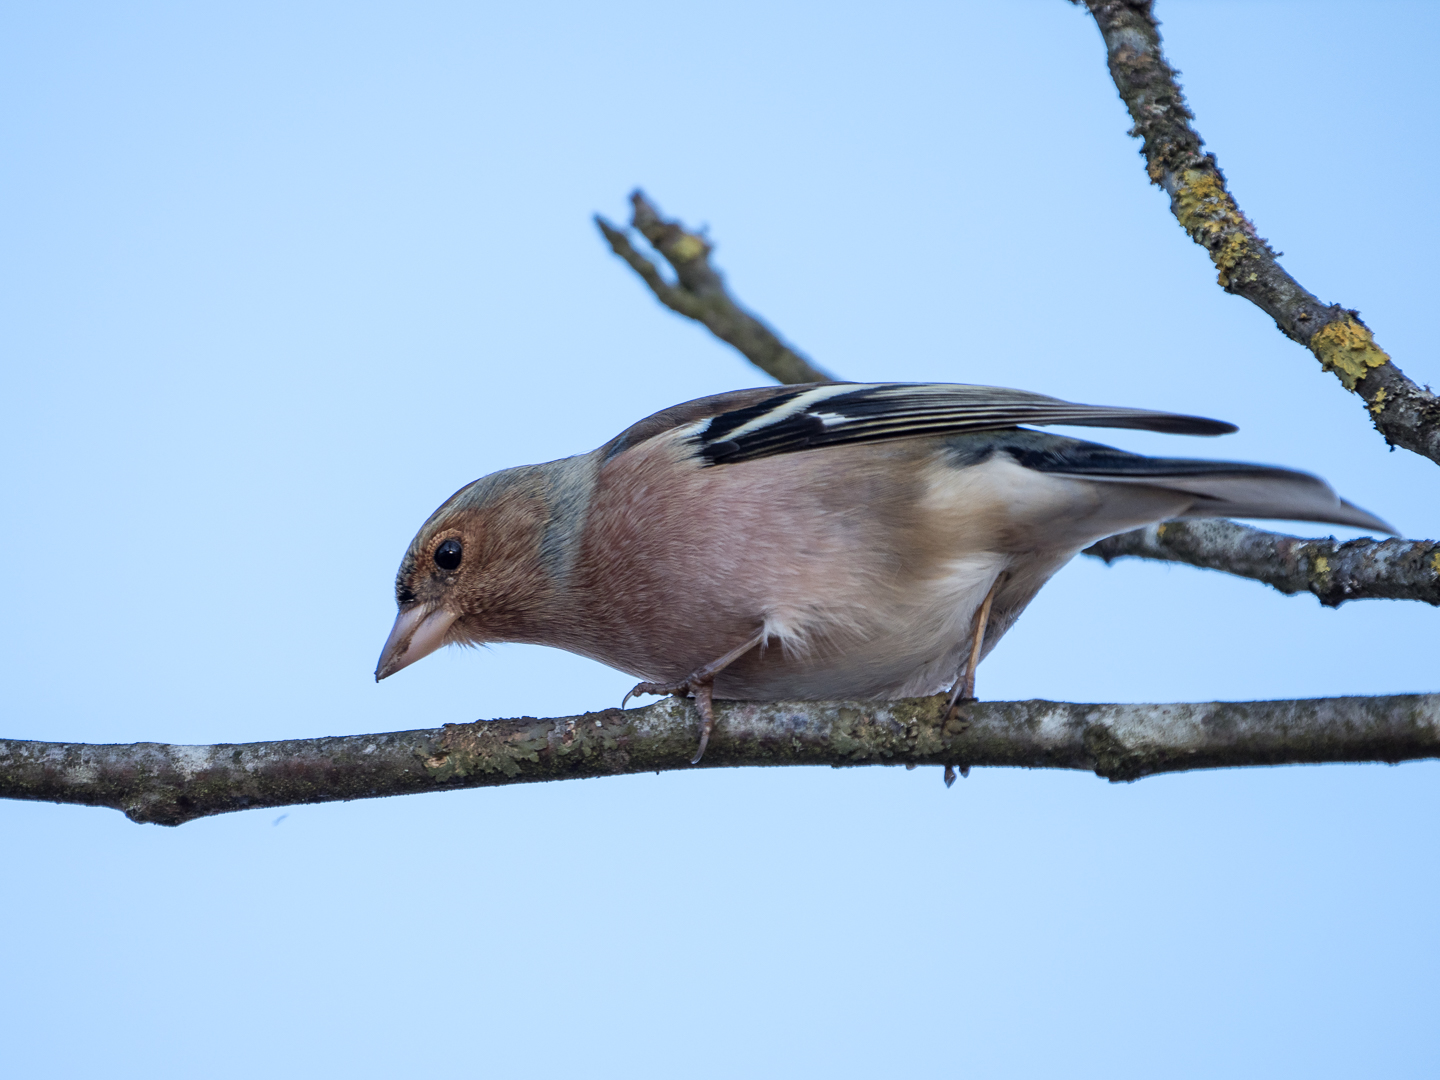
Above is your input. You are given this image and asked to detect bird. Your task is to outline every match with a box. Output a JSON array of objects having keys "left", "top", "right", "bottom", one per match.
[{"left": 375, "top": 382, "right": 1393, "bottom": 762}]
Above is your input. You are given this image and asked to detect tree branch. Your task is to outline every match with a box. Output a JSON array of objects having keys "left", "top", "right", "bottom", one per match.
[
  {"left": 595, "top": 191, "right": 836, "bottom": 386},
  {"left": 1085, "top": 520, "right": 1440, "bottom": 606},
  {"left": 5, "top": 691, "right": 1436, "bottom": 826},
  {"left": 1075, "top": 0, "right": 1440, "bottom": 467}
]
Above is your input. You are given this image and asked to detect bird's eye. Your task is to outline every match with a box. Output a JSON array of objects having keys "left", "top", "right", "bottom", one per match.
[{"left": 434, "top": 538, "right": 463, "bottom": 571}]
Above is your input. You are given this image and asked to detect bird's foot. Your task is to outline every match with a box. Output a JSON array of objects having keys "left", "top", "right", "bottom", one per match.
[
  {"left": 944, "top": 571, "right": 1009, "bottom": 723},
  {"left": 944, "top": 673, "right": 975, "bottom": 724},
  {"left": 619, "top": 631, "right": 767, "bottom": 766},
  {"left": 623, "top": 675, "right": 717, "bottom": 765}
]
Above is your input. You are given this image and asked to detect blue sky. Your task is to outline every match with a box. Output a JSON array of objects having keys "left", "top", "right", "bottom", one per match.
[{"left": 2, "top": 2, "right": 1436, "bottom": 1077}]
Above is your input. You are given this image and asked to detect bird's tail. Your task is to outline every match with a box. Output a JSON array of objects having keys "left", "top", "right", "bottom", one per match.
[
  {"left": 999, "top": 432, "right": 1394, "bottom": 534},
  {"left": 1062, "top": 460, "right": 1394, "bottom": 534}
]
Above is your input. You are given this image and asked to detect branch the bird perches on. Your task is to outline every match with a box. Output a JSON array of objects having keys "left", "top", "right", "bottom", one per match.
[{"left": 5, "top": 693, "right": 1437, "bottom": 826}]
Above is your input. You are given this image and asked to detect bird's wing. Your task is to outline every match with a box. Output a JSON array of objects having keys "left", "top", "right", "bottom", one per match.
[
  {"left": 604, "top": 384, "right": 1390, "bottom": 532},
  {"left": 648, "top": 383, "right": 1237, "bottom": 466}
]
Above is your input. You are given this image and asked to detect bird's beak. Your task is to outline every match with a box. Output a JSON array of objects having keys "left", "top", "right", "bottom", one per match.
[{"left": 375, "top": 604, "right": 458, "bottom": 681}]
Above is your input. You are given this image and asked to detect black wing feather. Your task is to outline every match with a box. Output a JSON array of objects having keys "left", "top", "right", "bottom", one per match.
[{"left": 691, "top": 383, "right": 1236, "bottom": 466}]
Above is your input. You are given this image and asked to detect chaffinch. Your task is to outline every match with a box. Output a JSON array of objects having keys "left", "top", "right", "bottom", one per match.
[{"left": 376, "top": 382, "right": 1392, "bottom": 761}]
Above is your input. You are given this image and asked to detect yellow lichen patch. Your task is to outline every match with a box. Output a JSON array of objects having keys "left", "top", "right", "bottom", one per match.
[
  {"left": 1310, "top": 317, "right": 1391, "bottom": 391},
  {"left": 1172, "top": 169, "right": 1254, "bottom": 285},
  {"left": 1174, "top": 171, "right": 1236, "bottom": 231},
  {"left": 1213, "top": 230, "right": 1251, "bottom": 287},
  {"left": 1313, "top": 555, "right": 1331, "bottom": 578},
  {"left": 1369, "top": 387, "right": 1389, "bottom": 415},
  {"left": 670, "top": 233, "right": 706, "bottom": 262},
  {"left": 1429, "top": 551, "right": 1440, "bottom": 575}
]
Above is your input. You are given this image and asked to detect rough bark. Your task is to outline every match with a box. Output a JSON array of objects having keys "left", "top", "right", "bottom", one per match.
[
  {"left": 1075, "top": 0, "right": 1440, "bottom": 466},
  {"left": 596, "top": 191, "right": 835, "bottom": 386},
  {"left": 5, "top": 691, "right": 1436, "bottom": 826},
  {"left": 1086, "top": 520, "right": 1440, "bottom": 606}
]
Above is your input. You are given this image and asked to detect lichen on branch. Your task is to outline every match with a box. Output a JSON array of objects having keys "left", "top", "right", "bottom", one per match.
[
  {"left": 1085, "top": 520, "right": 1440, "bottom": 607},
  {"left": 1075, "top": 0, "right": 1440, "bottom": 466}
]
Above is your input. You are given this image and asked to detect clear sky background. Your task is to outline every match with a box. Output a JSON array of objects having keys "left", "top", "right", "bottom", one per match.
[{"left": 3, "top": 2, "right": 1437, "bottom": 1076}]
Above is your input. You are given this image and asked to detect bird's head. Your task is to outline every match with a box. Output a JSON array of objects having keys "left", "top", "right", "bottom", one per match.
[{"left": 374, "top": 467, "right": 553, "bottom": 681}]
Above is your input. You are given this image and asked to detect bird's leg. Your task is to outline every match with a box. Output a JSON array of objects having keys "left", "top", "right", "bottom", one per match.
[
  {"left": 622, "top": 630, "right": 767, "bottom": 764},
  {"left": 945, "top": 572, "right": 1008, "bottom": 721}
]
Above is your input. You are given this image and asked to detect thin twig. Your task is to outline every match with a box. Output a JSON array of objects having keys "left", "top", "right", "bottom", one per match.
[
  {"left": 5, "top": 691, "right": 1437, "bottom": 826},
  {"left": 1085, "top": 520, "right": 1440, "bottom": 606},
  {"left": 1074, "top": 0, "right": 1440, "bottom": 466},
  {"left": 596, "top": 191, "right": 835, "bottom": 386}
]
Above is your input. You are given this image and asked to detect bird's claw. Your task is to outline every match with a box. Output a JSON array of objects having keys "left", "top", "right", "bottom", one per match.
[
  {"left": 622, "top": 677, "right": 717, "bottom": 764},
  {"left": 621, "top": 680, "right": 682, "bottom": 710},
  {"left": 943, "top": 691, "right": 973, "bottom": 725},
  {"left": 942, "top": 763, "right": 971, "bottom": 788}
]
